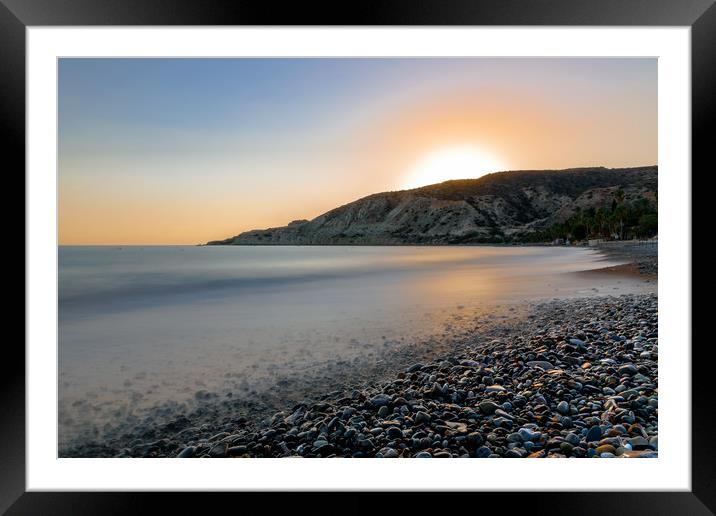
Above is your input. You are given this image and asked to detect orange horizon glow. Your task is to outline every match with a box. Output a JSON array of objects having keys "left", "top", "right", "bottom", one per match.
[{"left": 59, "top": 58, "right": 657, "bottom": 245}]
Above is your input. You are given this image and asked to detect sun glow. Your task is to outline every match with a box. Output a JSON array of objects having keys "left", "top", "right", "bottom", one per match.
[{"left": 402, "top": 146, "right": 506, "bottom": 190}]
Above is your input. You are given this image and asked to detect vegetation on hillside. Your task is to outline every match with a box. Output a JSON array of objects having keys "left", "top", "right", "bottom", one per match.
[{"left": 520, "top": 190, "right": 658, "bottom": 243}]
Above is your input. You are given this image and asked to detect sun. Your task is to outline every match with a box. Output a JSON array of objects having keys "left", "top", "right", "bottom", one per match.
[{"left": 402, "top": 146, "right": 506, "bottom": 190}]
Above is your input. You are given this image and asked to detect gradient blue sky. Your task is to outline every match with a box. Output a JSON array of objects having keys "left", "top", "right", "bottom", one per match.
[{"left": 59, "top": 58, "right": 657, "bottom": 244}]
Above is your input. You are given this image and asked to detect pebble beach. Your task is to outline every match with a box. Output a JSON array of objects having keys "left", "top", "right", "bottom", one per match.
[
  {"left": 60, "top": 244, "right": 658, "bottom": 458},
  {"left": 167, "top": 294, "right": 658, "bottom": 459}
]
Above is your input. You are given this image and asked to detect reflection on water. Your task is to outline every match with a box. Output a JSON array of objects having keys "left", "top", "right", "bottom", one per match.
[{"left": 58, "top": 245, "right": 654, "bottom": 446}]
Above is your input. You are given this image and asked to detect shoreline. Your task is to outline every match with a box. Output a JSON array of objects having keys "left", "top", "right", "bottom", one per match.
[
  {"left": 61, "top": 293, "right": 658, "bottom": 459},
  {"left": 60, "top": 247, "right": 657, "bottom": 458},
  {"left": 218, "top": 294, "right": 658, "bottom": 458},
  {"left": 590, "top": 241, "right": 658, "bottom": 276},
  {"left": 60, "top": 303, "right": 536, "bottom": 457}
]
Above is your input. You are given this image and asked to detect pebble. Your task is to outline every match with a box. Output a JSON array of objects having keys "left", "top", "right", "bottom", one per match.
[
  {"left": 208, "top": 443, "right": 227, "bottom": 457},
  {"left": 486, "top": 385, "right": 506, "bottom": 393},
  {"left": 585, "top": 425, "right": 602, "bottom": 443},
  {"left": 618, "top": 364, "right": 638, "bottom": 376},
  {"left": 177, "top": 446, "right": 195, "bottom": 458},
  {"left": 369, "top": 394, "right": 392, "bottom": 408},
  {"left": 379, "top": 447, "right": 399, "bottom": 458},
  {"left": 518, "top": 428, "right": 541, "bottom": 442},
  {"left": 557, "top": 401, "right": 570, "bottom": 415},
  {"left": 415, "top": 411, "right": 432, "bottom": 425},
  {"left": 478, "top": 401, "right": 500, "bottom": 415},
  {"left": 526, "top": 361, "right": 555, "bottom": 370}
]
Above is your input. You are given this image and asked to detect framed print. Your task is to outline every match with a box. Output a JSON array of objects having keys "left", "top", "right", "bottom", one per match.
[{"left": 5, "top": 0, "right": 713, "bottom": 513}]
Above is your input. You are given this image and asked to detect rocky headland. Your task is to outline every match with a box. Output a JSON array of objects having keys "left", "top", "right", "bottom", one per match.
[{"left": 207, "top": 166, "right": 657, "bottom": 246}]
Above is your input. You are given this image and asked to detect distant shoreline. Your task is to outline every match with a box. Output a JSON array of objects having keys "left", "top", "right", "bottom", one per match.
[
  {"left": 61, "top": 239, "right": 657, "bottom": 252},
  {"left": 589, "top": 240, "right": 658, "bottom": 276}
]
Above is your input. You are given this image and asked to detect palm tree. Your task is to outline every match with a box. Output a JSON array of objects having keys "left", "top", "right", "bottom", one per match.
[
  {"left": 613, "top": 188, "right": 625, "bottom": 239},
  {"left": 614, "top": 188, "right": 625, "bottom": 204}
]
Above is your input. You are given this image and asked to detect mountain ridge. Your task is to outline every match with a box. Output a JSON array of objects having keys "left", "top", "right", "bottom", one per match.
[{"left": 206, "top": 165, "right": 657, "bottom": 245}]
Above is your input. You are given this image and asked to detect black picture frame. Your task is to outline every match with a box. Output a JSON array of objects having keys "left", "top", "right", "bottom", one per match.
[{"left": 5, "top": 0, "right": 713, "bottom": 513}]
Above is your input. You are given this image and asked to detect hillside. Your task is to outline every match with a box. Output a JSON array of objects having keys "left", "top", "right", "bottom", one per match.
[{"left": 206, "top": 166, "right": 657, "bottom": 245}]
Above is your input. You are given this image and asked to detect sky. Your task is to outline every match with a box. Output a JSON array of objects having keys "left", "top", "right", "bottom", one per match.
[{"left": 58, "top": 58, "right": 657, "bottom": 245}]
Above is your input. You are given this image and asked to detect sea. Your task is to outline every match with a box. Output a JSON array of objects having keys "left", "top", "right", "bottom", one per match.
[{"left": 58, "top": 245, "right": 654, "bottom": 447}]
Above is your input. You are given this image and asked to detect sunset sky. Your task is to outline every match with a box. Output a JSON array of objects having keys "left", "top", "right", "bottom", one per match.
[{"left": 59, "top": 58, "right": 657, "bottom": 245}]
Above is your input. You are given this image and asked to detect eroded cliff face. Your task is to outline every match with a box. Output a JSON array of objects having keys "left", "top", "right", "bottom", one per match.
[{"left": 207, "top": 166, "right": 657, "bottom": 245}]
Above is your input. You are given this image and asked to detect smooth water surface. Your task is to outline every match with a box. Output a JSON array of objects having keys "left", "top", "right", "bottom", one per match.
[{"left": 58, "top": 245, "right": 653, "bottom": 446}]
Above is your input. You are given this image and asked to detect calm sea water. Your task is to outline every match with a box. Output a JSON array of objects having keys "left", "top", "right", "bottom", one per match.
[{"left": 58, "top": 245, "right": 651, "bottom": 446}]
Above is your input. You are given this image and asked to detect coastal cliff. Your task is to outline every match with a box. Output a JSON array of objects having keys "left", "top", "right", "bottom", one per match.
[{"left": 207, "top": 166, "right": 657, "bottom": 245}]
